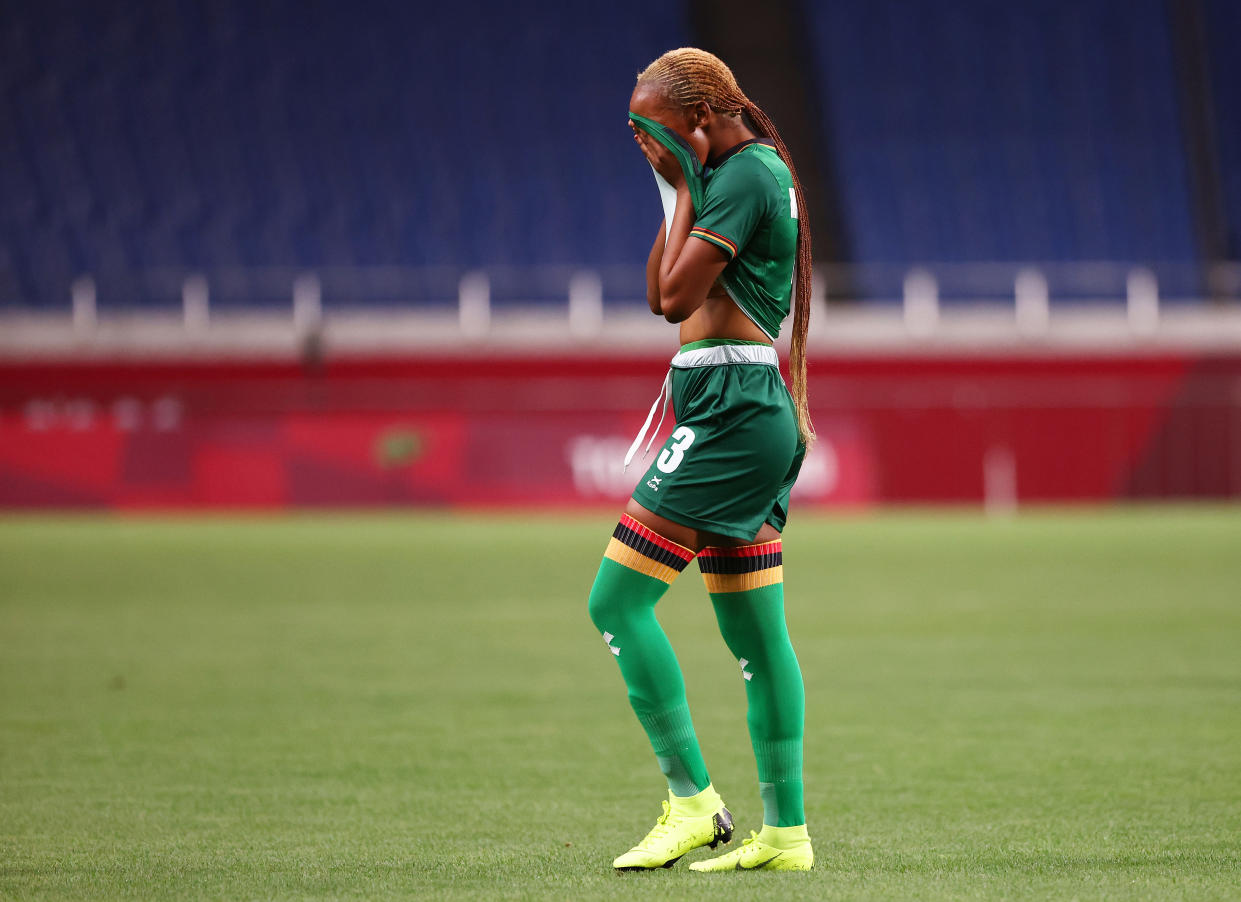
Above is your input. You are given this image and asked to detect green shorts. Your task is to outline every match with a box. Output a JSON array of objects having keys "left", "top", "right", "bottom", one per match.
[{"left": 630, "top": 339, "right": 805, "bottom": 542}]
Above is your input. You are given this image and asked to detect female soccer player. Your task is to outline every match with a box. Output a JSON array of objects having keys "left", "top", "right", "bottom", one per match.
[{"left": 586, "top": 48, "right": 814, "bottom": 872}]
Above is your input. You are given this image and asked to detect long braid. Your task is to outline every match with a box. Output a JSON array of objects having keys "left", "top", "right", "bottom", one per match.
[
  {"left": 746, "top": 103, "right": 815, "bottom": 446},
  {"left": 638, "top": 49, "right": 815, "bottom": 445}
]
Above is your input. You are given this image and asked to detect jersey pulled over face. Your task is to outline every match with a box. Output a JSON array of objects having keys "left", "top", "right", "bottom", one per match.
[{"left": 690, "top": 141, "right": 798, "bottom": 341}]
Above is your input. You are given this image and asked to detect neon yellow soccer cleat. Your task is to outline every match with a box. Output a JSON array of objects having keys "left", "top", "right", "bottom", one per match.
[
  {"left": 688, "top": 828, "right": 814, "bottom": 872},
  {"left": 612, "top": 790, "right": 734, "bottom": 870}
]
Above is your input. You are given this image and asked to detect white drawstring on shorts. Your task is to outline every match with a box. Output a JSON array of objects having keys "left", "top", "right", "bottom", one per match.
[{"left": 623, "top": 369, "right": 672, "bottom": 471}]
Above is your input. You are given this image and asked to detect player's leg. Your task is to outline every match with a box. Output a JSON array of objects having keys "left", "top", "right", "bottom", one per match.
[
  {"left": 587, "top": 507, "right": 732, "bottom": 869},
  {"left": 690, "top": 531, "right": 813, "bottom": 871},
  {"left": 590, "top": 352, "right": 789, "bottom": 870}
]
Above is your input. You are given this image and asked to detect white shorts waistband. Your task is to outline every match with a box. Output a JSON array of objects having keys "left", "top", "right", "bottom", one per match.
[{"left": 670, "top": 343, "right": 778, "bottom": 368}]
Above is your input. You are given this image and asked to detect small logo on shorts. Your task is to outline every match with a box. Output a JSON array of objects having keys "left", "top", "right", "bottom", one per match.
[{"left": 646, "top": 476, "right": 662, "bottom": 491}]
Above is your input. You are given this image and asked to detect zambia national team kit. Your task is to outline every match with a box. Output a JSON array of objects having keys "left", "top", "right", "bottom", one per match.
[
  {"left": 589, "top": 70, "right": 812, "bottom": 875},
  {"left": 626, "top": 114, "right": 804, "bottom": 540}
]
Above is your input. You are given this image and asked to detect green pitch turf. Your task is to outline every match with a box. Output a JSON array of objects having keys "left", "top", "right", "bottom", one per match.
[{"left": 2, "top": 507, "right": 1239, "bottom": 900}]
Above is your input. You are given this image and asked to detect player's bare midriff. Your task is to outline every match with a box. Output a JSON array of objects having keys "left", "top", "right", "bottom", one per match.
[{"left": 678, "top": 285, "right": 771, "bottom": 345}]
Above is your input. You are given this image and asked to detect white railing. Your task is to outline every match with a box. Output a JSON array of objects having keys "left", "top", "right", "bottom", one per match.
[{"left": 3, "top": 261, "right": 1241, "bottom": 354}]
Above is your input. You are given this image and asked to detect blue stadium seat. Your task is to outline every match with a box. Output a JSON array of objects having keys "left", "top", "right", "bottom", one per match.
[
  {"left": 5, "top": 0, "right": 1234, "bottom": 312},
  {"left": 0, "top": 0, "right": 688, "bottom": 309},
  {"left": 802, "top": 0, "right": 1201, "bottom": 301},
  {"left": 1205, "top": 0, "right": 1241, "bottom": 261}
]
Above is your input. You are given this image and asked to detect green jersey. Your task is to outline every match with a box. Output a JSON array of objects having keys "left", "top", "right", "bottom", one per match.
[
  {"left": 690, "top": 141, "right": 798, "bottom": 340},
  {"left": 628, "top": 115, "right": 798, "bottom": 340}
]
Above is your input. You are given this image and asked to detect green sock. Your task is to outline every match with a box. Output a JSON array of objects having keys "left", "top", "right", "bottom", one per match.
[
  {"left": 588, "top": 515, "right": 710, "bottom": 797},
  {"left": 700, "top": 540, "right": 806, "bottom": 826}
]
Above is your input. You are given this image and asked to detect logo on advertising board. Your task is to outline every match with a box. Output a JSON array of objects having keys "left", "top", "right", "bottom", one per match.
[
  {"left": 565, "top": 427, "right": 870, "bottom": 505},
  {"left": 565, "top": 436, "right": 635, "bottom": 497}
]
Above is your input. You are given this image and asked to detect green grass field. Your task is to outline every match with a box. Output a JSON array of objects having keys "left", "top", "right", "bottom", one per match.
[{"left": 2, "top": 508, "right": 1240, "bottom": 900}]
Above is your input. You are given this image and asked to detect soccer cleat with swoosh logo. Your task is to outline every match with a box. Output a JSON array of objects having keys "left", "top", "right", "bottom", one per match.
[{"left": 688, "top": 829, "right": 814, "bottom": 871}]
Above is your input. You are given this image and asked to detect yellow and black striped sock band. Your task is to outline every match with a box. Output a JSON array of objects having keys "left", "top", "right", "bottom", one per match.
[
  {"left": 603, "top": 514, "right": 695, "bottom": 584},
  {"left": 698, "top": 540, "right": 783, "bottom": 593}
]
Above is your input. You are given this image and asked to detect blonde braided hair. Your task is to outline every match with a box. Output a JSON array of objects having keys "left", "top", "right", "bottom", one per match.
[{"left": 638, "top": 48, "right": 815, "bottom": 445}]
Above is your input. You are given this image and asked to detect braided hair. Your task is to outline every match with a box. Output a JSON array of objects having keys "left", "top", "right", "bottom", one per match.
[{"left": 637, "top": 48, "right": 815, "bottom": 445}]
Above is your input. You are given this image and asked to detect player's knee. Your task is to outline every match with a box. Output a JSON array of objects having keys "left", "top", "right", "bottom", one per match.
[
  {"left": 712, "top": 622, "right": 747, "bottom": 660},
  {"left": 587, "top": 575, "right": 650, "bottom": 633},
  {"left": 586, "top": 583, "right": 608, "bottom": 630},
  {"left": 587, "top": 574, "right": 622, "bottom": 631}
]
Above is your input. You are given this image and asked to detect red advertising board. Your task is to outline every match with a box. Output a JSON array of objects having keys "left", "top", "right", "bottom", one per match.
[{"left": 1, "top": 351, "right": 1237, "bottom": 508}]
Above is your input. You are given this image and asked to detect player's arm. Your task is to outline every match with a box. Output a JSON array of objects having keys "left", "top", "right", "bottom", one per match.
[
  {"left": 633, "top": 129, "right": 729, "bottom": 323},
  {"left": 646, "top": 222, "right": 665, "bottom": 315},
  {"left": 655, "top": 182, "right": 730, "bottom": 323}
]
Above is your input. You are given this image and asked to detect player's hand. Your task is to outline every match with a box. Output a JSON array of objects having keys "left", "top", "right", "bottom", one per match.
[{"left": 629, "top": 121, "right": 685, "bottom": 188}]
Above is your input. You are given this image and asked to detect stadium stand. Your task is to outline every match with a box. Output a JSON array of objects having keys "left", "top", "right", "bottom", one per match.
[
  {"left": 3, "top": 0, "right": 1239, "bottom": 312},
  {"left": 0, "top": 0, "right": 687, "bottom": 309},
  {"left": 1205, "top": 0, "right": 1241, "bottom": 263},
  {"left": 802, "top": 0, "right": 1202, "bottom": 301}
]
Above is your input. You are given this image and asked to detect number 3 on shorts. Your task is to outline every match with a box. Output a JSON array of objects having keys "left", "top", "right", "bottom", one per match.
[{"left": 657, "top": 426, "right": 696, "bottom": 474}]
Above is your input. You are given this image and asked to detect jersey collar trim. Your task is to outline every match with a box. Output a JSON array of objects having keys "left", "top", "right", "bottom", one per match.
[{"left": 707, "top": 138, "right": 776, "bottom": 170}]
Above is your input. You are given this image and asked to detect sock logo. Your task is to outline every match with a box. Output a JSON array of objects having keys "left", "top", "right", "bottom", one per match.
[
  {"left": 602, "top": 631, "right": 621, "bottom": 656},
  {"left": 738, "top": 658, "right": 753, "bottom": 681}
]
